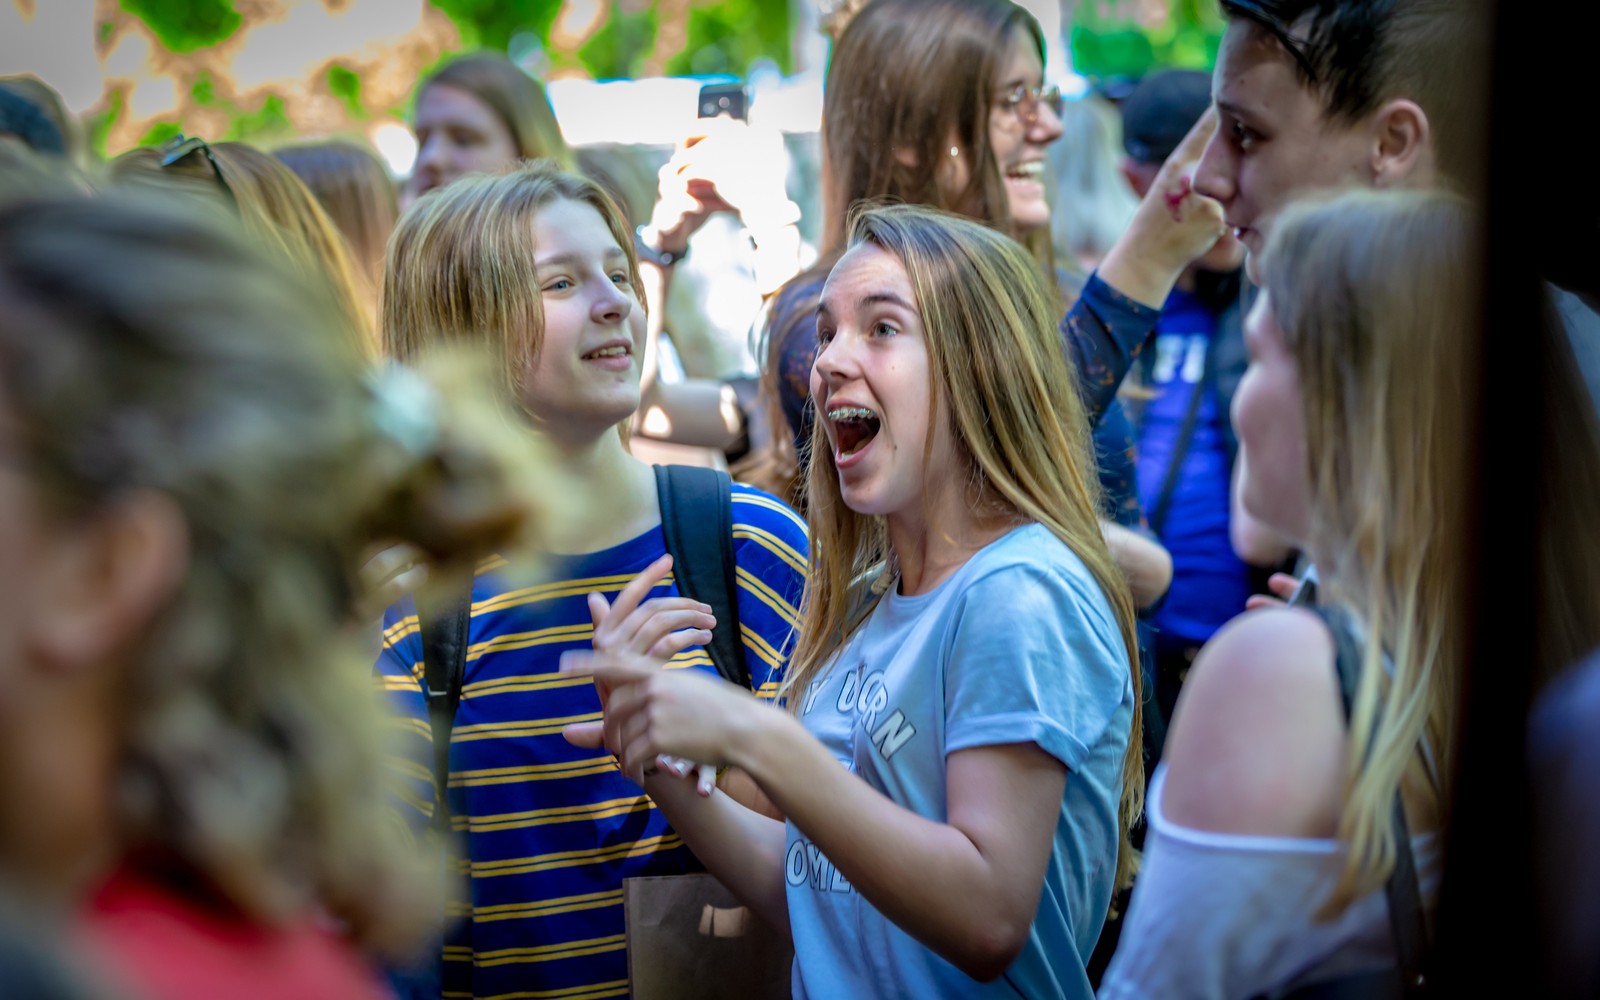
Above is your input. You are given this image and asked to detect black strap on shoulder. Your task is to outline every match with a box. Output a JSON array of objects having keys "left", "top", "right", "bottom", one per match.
[
  {"left": 653, "top": 464, "right": 750, "bottom": 690},
  {"left": 1147, "top": 339, "right": 1219, "bottom": 538},
  {"left": 417, "top": 573, "right": 473, "bottom": 835},
  {"left": 1313, "top": 604, "right": 1431, "bottom": 999}
]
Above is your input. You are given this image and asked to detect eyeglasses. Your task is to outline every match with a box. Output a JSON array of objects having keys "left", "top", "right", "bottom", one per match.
[
  {"left": 159, "top": 133, "right": 236, "bottom": 206},
  {"left": 1222, "top": 0, "right": 1320, "bottom": 82},
  {"left": 995, "top": 84, "right": 1064, "bottom": 130}
]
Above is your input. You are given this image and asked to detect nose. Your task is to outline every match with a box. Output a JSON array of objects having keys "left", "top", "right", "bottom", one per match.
[
  {"left": 414, "top": 134, "right": 446, "bottom": 180},
  {"left": 590, "top": 279, "right": 632, "bottom": 324},
  {"left": 812, "top": 329, "right": 865, "bottom": 393},
  {"left": 1028, "top": 100, "right": 1064, "bottom": 145},
  {"left": 1193, "top": 126, "right": 1235, "bottom": 206}
]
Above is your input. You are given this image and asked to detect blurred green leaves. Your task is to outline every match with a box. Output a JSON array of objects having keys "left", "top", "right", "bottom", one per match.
[
  {"left": 431, "top": 0, "right": 791, "bottom": 80},
  {"left": 1070, "top": 0, "right": 1224, "bottom": 79},
  {"left": 120, "top": 0, "right": 242, "bottom": 53}
]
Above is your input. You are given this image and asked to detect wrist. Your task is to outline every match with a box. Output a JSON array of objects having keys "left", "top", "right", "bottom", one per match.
[
  {"left": 729, "top": 701, "right": 794, "bottom": 785},
  {"left": 635, "top": 224, "right": 689, "bottom": 268}
]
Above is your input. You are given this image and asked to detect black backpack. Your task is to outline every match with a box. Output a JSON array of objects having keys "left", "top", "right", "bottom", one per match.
[{"left": 414, "top": 465, "right": 749, "bottom": 831}]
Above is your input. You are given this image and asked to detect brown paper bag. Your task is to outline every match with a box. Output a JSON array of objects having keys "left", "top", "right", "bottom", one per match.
[{"left": 624, "top": 873, "right": 793, "bottom": 1000}]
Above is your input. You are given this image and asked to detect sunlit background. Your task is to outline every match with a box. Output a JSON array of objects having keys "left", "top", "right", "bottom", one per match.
[{"left": 0, "top": 0, "right": 1223, "bottom": 176}]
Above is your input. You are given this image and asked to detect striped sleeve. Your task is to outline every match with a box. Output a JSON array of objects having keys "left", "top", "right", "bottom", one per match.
[
  {"left": 376, "top": 595, "right": 436, "bottom": 828},
  {"left": 728, "top": 484, "right": 810, "bottom": 701}
]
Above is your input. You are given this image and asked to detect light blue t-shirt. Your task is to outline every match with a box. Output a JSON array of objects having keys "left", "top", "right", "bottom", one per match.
[{"left": 785, "top": 523, "right": 1134, "bottom": 1000}]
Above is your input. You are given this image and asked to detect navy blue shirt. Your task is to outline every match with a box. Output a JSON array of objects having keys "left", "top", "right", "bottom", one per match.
[{"left": 1135, "top": 288, "right": 1253, "bottom": 650}]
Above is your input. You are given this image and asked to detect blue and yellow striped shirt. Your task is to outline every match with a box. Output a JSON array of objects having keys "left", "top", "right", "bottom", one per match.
[{"left": 378, "top": 483, "right": 808, "bottom": 1000}]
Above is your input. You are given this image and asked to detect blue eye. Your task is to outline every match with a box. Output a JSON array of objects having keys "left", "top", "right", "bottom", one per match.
[
  {"left": 546, "top": 278, "right": 573, "bottom": 292},
  {"left": 873, "top": 322, "right": 899, "bottom": 337}
]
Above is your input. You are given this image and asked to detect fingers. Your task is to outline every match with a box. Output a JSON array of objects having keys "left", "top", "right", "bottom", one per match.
[
  {"left": 650, "top": 626, "right": 715, "bottom": 661},
  {"left": 618, "top": 602, "right": 715, "bottom": 655},
  {"left": 1267, "top": 573, "right": 1300, "bottom": 600},
  {"left": 1245, "top": 595, "right": 1287, "bottom": 611},
  {"left": 563, "top": 721, "right": 606, "bottom": 749},
  {"left": 1161, "top": 105, "right": 1219, "bottom": 175},
  {"left": 605, "top": 554, "right": 675, "bottom": 625},
  {"left": 697, "top": 765, "right": 717, "bottom": 798}
]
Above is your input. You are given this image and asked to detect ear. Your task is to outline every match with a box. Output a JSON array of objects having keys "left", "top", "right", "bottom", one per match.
[
  {"left": 893, "top": 145, "right": 919, "bottom": 169},
  {"left": 1369, "top": 98, "right": 1432, "bottom": 189},
  {"left": 32, "top": 491, "right": 190, "bottom": 672}
]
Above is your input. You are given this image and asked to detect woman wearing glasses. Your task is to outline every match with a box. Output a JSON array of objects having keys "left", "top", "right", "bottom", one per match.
[{"left": 743, "top": 0, "right": 1227, "bottom": 526}]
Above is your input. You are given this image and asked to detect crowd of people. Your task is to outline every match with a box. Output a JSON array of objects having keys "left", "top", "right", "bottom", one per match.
[{"left": 0, "top": 0, "right": 1596, "bottom": 997}]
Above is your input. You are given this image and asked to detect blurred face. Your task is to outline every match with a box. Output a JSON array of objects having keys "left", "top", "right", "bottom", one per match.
[
  {"left": 523, "top": 198, "right": 645, "bottom": 441},
  {"left": 1231, "top": 292, "right": 1311, "bottom": 543},
  {"left": 812, "top": 244, "right": 952, "bottom": 523},
  {"left": 1194, "top": 20, "right": 1374, "bottom": 282},
  {"left": 409, "top": 83, "right": 519, "bottom": 200},
  {"left": 987, "top": 27, "right": 1063, "bottom": 235}
]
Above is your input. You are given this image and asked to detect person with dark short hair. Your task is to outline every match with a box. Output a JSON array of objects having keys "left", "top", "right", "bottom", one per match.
[{"left": 1118, "top": 70, "right": 1276, "bottom": 759}]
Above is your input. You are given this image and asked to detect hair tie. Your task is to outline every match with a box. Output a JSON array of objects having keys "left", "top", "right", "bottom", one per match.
[{"left": 366, "top": 363, "right": 440, "bottom": 457}]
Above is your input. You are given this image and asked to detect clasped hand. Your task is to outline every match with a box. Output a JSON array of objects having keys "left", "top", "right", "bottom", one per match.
[{"left": 561, "top": 553, "right": 761, "bottom": 793}]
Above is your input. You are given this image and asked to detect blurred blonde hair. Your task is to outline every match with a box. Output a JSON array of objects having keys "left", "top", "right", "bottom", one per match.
[
  {"left": 0, "top": 191, "right": 553, "bottom": 955},
  {"left": 110, "top": 140, "right": 377, "bottom": 360},
  {"left": 274, "top": 139, "right": 400, "bottom": 315},
  {"left": 786, "top": 203, "right": 1144, "bottom": 894},
  {"left": 1264, "top": 190, "right": 1474, "bottom": 911}
]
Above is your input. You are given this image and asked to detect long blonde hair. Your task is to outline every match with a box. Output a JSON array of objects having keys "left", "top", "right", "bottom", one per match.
[
  {"left": 785, "top": 203, "right": 1144, "bottom": 892},
  {"left": 383, "top": 162, "right": 642, "bottom": 397},
  {"left": 1264, "top": 190, "right": 1473, "bottom": 910}
]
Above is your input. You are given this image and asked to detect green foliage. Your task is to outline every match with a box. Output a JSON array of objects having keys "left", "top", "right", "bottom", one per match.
[
  {"left": 138, "top": 121, "right": 182, "bottom": 147},
  {"left": 579, "top": 7, "right": 659, "bottom": 80},
  {"left": 222, "top": 94, "right": 294, "bottom": 143},
  {"left": 431, "top": 0, "right": 792, "bottom": 81},
  {"left": 429, "top": 0, "right": 563, "bottom": 53},
  {"left": 120, "top": 0, "right": 242, "bottom": 54},
  {"left": 667, "top": 1, "right": 793, "bottom": 77},
  {"left": 85, "top": 87, "right": 126, "bottom": 160},
  {"left": 326, "top": 64, "right": 366, "bottom": 118},
  {"left": 1070, "top": 0, "right": 1224, "bottom": 79}
]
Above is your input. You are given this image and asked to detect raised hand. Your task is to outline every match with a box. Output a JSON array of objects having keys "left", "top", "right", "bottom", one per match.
[
  {"left": 1098, "top": 108, "right": 1230, "bottom": 307},
  {"left": 561, "top": 648, "right": 761, "bottom": 786},
  {"left": 562, "top": 553, "right": 728, "bottom": 794}
]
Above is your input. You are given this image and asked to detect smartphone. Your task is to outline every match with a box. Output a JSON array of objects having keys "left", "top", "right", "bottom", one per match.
[{"left": 697, "top": 81, "right": 748, "bottom": 121}]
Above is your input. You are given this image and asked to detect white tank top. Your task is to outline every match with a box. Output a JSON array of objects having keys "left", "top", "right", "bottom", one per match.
[{"left": 1098, "top": 766, "right": 1440, "bottom": 1000}]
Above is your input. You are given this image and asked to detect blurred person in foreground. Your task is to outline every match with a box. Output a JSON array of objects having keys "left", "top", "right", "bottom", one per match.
[
  {"left": 1101, "top": 189, "right": 1491, "bottom": 998},
  {"left": 0, "top": 191, "right": 553, "bottom": 998}
]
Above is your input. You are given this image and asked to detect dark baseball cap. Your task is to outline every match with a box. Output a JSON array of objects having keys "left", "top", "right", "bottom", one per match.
[{"left": 1120, "top": 69, "right": 1213, "bottom": 165}]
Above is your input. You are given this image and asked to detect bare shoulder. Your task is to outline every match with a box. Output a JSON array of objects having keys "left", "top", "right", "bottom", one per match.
[{"left": 1160, "top": 607, "right": 1348, "bottom": 839}]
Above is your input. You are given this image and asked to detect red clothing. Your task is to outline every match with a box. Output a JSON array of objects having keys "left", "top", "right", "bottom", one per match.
[{"left": 79, "top": 866, "right": 389, "bottom": 1000}]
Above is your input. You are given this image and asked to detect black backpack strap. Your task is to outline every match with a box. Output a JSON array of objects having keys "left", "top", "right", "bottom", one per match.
[
  {"left": 1148, "top": 337, "right": 1219, "bottom": 538},
  {"left": 1313, "top": 605, "right": 1430, "bottom": 998},
  {"left": 416, "top": 574, "right": 473, "bottom": 835},
  {"left": 653, "top": 465, "right": 750, "bottom": 690}
]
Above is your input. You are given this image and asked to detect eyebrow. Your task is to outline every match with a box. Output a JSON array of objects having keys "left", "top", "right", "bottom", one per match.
[
  {"left": 534, "top": 249, "right": 627, "bottom": 270},
  {"left": 1214, "top": 98, "right": 1257, "bottom": 121}
]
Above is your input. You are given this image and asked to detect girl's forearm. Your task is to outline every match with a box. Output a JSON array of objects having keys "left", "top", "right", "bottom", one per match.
[
  {"left": 729, "top": 708, "right": 1045, "bottom": 981},
  {"left": 645, "top": 773, "right": 792, "bottom": 933}
]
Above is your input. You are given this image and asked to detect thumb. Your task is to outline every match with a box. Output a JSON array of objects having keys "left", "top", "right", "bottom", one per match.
[
  {"left": 563, "top": 721, "right": 606, "bottom": 749},
  {"left": 587, "top": 590, "right": 611, "bottom": 630}
]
